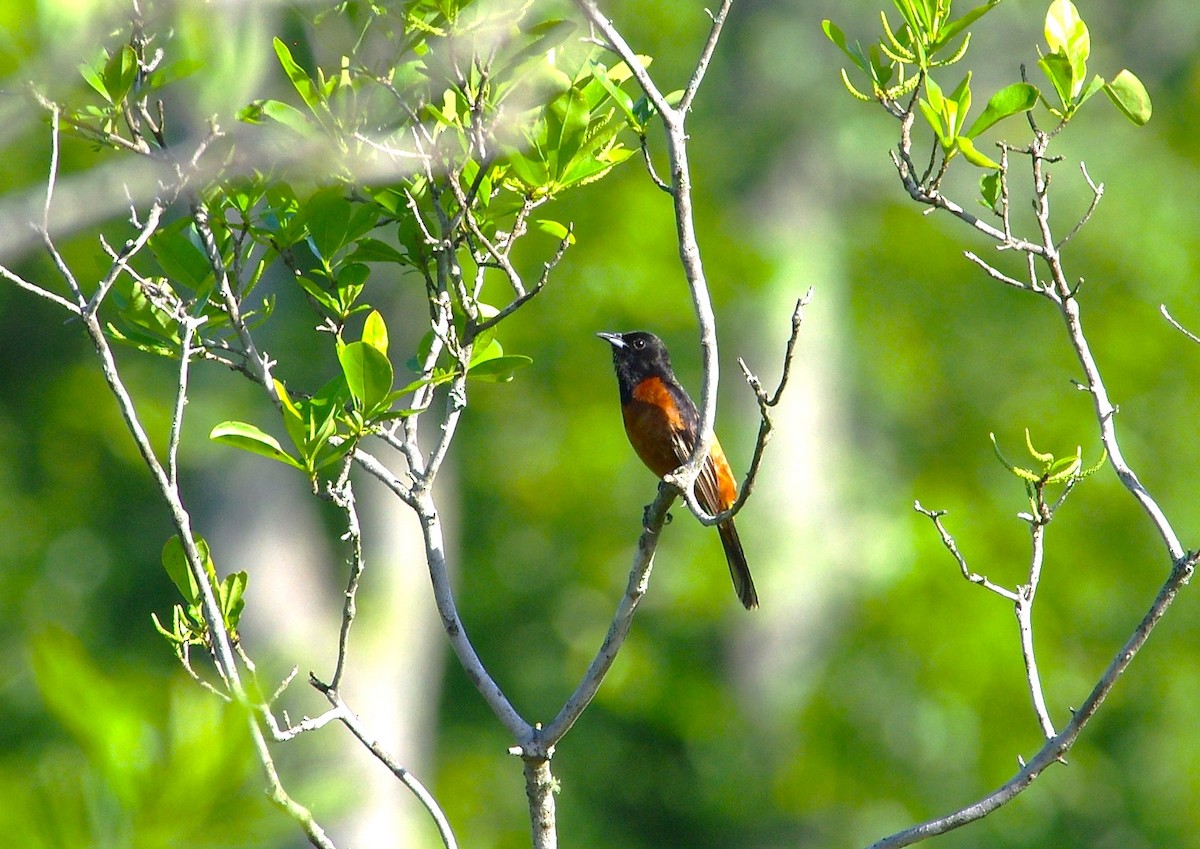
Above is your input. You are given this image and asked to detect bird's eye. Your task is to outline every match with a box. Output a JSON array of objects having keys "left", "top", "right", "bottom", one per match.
[{"left": 633, "top": 338, "right": 645, "bottom": 349}]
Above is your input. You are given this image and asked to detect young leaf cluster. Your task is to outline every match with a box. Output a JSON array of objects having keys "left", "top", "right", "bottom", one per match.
[
  {"left": 152, "top": 536, "right": 248, "bottom": 652},
  {"left": 825, "top": 0, "right": 1151, "bottom": 180}
]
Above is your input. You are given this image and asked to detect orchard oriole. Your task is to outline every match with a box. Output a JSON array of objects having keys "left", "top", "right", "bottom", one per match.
[{"left": 598, "top": 331, "right": 758, "bottom": 610}]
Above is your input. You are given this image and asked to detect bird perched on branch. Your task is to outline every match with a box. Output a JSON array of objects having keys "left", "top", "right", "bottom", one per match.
[{"left": 598, "top": 330, "right": 758, "bottom": 610}]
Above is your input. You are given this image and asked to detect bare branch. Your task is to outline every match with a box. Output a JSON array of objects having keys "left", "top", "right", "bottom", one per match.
[
  {"left": 542, "top": 485, "right": 674, "bottom": 743},
  {"left": 414, "top": 491, "right": 531, "bottom": 741},
  {"left": 168, "top": 316, "right": 205, "bottom": 489},
  {"left": 301, "top": 682, "right": 459, "bottom": 849},
  {"left": 964, "top": 251, "right": 1034, "bottom": 292},
  {"left": 520, "top": 755, "right": 557, "bottom": 849},
  {"left": 574, "top": 1, "right": 671, "bottom": 117},
  {"left": 1160, "top": 303, "right": 1200, "bottom": 345},
  {"left": 687, "top": 291, "right": 811, "bottom": 526},
  {"left": 1055, "top": 161, "right": 1104, "bottom": 249},
  {"left": 192, "top": 195, "right": 280, "bottom": 403},
  {"left": 639, "top": 135, "right": 672, "bottom": 194},
  {"left": 1017, "top": 516, "right": 1055, "bottom": 739},
  {"left": 679, "top": 0, "right": 735, "bottom": 115},
  {"left": 326, "top": 477, "right": 365, "bottom": 692},
  {"left": 867, "top": 551, "right": 1198, "bottom": 849},
  {"left": 0, "top": 262, "right": 81, "bottom": 314},
  {"left": 913, "top": 502, "right": 1018, "bottom": 602}
]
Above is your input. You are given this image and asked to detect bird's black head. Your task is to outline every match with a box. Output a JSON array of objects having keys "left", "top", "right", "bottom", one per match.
[{"left": 597, "top": 330, "right": 676, "bottom": 400}]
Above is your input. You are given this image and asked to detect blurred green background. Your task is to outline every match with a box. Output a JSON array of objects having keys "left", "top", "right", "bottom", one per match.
[{"left": 3, "top": 0, "right": 1200, "bottom": 847}]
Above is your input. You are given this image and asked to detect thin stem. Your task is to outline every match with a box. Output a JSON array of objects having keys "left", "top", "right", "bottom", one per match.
[
  {"left": 868, "top": 551, "right": 1198, "bottom": 849},
  {"left": 85, "top": 201, "right": 165, "bottom": 316},
  {"left": 168, "top": 317, "right": 204, "bottom": 489},
  {"left": 1160, "top": 304, "right": 1200, "bottom": 345},
  {"left": 0, "top": 264, "right": 81, "bottom": 314},
  {"left": 689, "top": 293, "right": 811, "bottom": 526},
  {"left": 913, "top": 503, "right": 1018, "bottom": 602},
  {"left": 678, "top": 0, "right": 735, "bottom": 115},
  {"left": 1018, "top": 518, "right": 1055, "bottom": 739},
  {"left": 327, "top": 477, "right": 365, "bottom": 691},
  {"left": 192, "top": 197, "right": 279, "bottom": 403},
  {"left": 415, "top": 492, "right": 530, "bottom": 741},
  {"left": 306, "top": 684, "right": 459, "bottom": 849},
  {"left": 542, "top": 486, "right": 674, "bottom": 743}
]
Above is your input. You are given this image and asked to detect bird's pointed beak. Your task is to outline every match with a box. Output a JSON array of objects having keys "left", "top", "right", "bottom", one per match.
[{"left": 596, "top": 331, "right": 625, "bottom": 348}]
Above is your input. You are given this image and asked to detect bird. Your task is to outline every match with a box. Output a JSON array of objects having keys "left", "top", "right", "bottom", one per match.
[{"left": 597, "top": 330, "right": 758, "bottom": 609}]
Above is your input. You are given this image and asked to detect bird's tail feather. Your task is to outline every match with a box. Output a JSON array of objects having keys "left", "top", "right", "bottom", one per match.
[{"left": 718, "top": 520, "right": 758, "bottom": 610}]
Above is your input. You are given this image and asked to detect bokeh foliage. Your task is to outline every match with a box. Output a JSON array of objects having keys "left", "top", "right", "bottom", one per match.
[{"left": 2, "top": 0, "right": 1200, "bottom": 847}]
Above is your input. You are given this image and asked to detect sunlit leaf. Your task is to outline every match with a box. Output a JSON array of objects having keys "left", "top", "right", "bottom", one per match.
[
  {"left": 210, "top": 421, "right": 305, "bottom": 470},
  {"left": 1104, "top": 69, "right": 1152, "bottom": 125},
  {"left": 338, "top": 340, "right": 394, "bottom": 413},
  {"left": 362, "top": 309, "right": 388, "bottom": 355},
  {"left": 956, "top": 136, "right": 1000, "bottom": 169},
  {"left": 467, "top": 354, "right": 533, "bottom": 382},
  {"left": 964, "top": 83, "right": 1039, "bottom": 138}
]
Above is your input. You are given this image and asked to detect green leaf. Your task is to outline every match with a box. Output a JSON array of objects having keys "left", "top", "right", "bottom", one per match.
[
  {"left": 150, "top": 224, "right": 212, "bottom": 291},
  {"left": 210, "top": 421, "right": 306, "bottom": 470},
  {"left": 1044, "top": 0, "right": 1089, "bottom": 63},
  {"left": 556, "top": 145, "right": 635, "bottom": 189},
  {"left": 219, "top": 571, "right": 248, "bottom": 629},
  {"left": 273, "top": 37, "right": 319, "bottom": 109},
  {"left": 503, "top": 148, "right": 551, "bottom": 191},
  {"left": 274, "top": 380, "right": 315, "bottom": 466},
  {"left": 1038, "top": 52, "right": 1075, "bottom": 108},
  {"left": 335, "top": 261, "right": 370, "bottom": 295},
  {"left": 349, "top": 237, "right": 409, "bottom": 264},
  {"left": 338, "top": 340, "right": 394, "bottom": 413},
  {"left": 1076, "top": 74, "right": 1105, "bottom": 109},
  {"left": 536, "top": 219, "right": 575, "bottom": 243},
  {"left": 468, "top": 335, "right": 503, "bottom": 367},
  {"left": 949, "top": 72, "right": 972, "bottom": 137},
  {"left": 144, "top": 57, "right": 204, "bottom": 91},
  {"left": 239, "top": 99, "right": 314, "bottom": 135},
  {"left": 1043, "top": 0, "right": 1090, "bottom": 99},
  {"left": 112, "top": 278, "right": 181, "bottom": 350},
  {"left": 546, "top": 86, "right": 591, "bottom": 176},
  {"left": 161, "top": 535, "right": 217, "bottom": 606},
  {"left": 979, "top": 170, "right": 1002, "bottom": 212},
  {"left": 585, "top": 61, "right": 639, "bottom": 127},
  {"left": 78, "top": 55, "right": 108, "bottom": 100},
  {"left": 468, "top": 354, "right": 533, "bottom": 382},
  {"left": 162, "top": 536, "right": 200, "bottom": 605},
  {"left": 918, "top": 98, "right": 948, "bottom": 147},
  {"left": 105, "top": 322, "right": 177, "bottom": 358},
  {"left": 1045, "top": 449, "right": 1082, "bottom": 483},
  {"left": 956, "top": 136, "right": 1000, "bottom": 169},
  {"left": 296, "top": 274, "right": 341, "bottom": 315},
  {"left": 822, "top": 20, "right": 869, "bottom": 72},
  {"left": 938, "top": 0, "right": 1002, "bottom": 45},
  {"left": 924, "top": 74, "right": 945, "bottom": 114},
  {"left": 964, "top": 83, "right": 1040, "bottom": 138},
  {"left": 102, "top": 45, "right": 138, "bottom": 105},
  {"left": 362, "top": 310, "right": 388, "bottom": 355},
  {"left": 303, "top": 188, "right": 352, "bottom": 262},
  {"left": 1104, "top": 69, "right": 1152, "bottom": 125}
]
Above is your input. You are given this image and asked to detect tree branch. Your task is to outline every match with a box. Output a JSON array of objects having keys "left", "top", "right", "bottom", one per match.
[
  {"left": 868, "top": 550, "right": 1198, "bottom": 849},
  {"left": 542, "top": 485, "right": 675, "bottom": 743}
]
